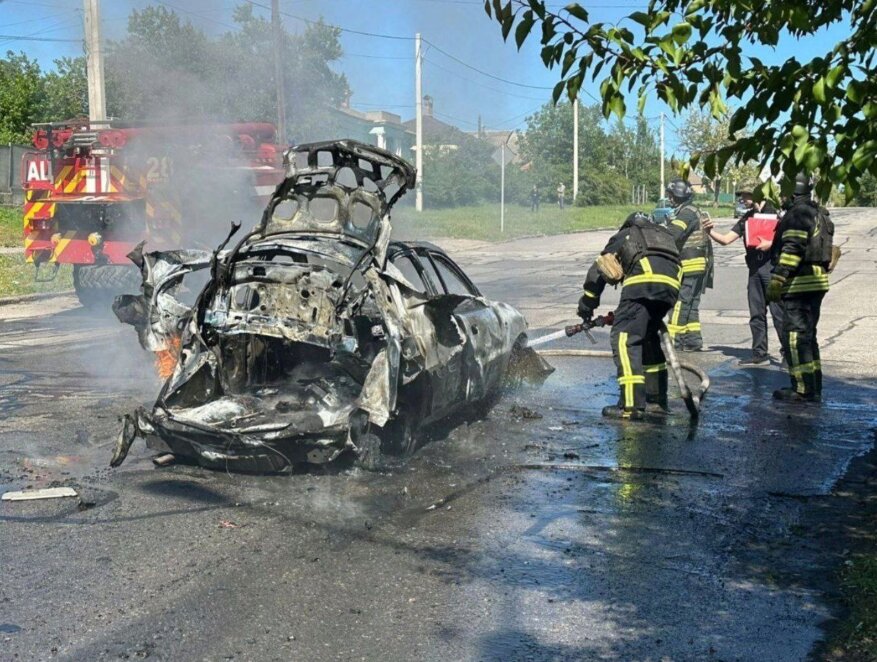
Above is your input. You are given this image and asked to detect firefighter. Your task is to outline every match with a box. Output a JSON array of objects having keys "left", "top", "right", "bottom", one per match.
[
  {"left": 767, "top": 174, "right": 834, "bottom": 402},
  {"left": 577, "top": 212, "right": 682, "bottom": 419},
  {"left": 665, "top": 179, "right": 713, "bottom": 351}
]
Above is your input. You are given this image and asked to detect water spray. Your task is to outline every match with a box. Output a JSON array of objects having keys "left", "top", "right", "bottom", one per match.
[{"left": 527, "top": 311, "right": 709, "bottom": 421}]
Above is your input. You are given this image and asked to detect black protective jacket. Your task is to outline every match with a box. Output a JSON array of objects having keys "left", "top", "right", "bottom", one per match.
[
  {"left": 667, "top": 201, "right": 714, "bottom": 286},
  {"left": 772, "top": 198, "right": 832, "bottom": 297},
  {"left": 582, "top": 220, "right": 682, "bottom": 308}
]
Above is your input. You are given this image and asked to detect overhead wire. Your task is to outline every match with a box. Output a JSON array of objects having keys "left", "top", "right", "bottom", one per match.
[
  {"left": 422, "top": 57, "right": 550, "bottom": 102},
  {"left": 422, "top": 38, "right": 553, "bottom": 90},
  {"left": 244, "top": 0, "right": 414, "bottom": 41},
  {"left": 0, "top": 10, "right": 79, "bottom": 31},
  {"left": 0, "top": 15, "right": 85, "bottom": 46},
  {"left": 432, "top": 110, "right": 479, "bottom": 128},
  {"left": 0, "top": 35, "right": 81, "bottom": 43}
]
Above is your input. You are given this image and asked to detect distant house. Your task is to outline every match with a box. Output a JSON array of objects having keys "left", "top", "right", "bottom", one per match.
[
  {"left": 329, "top": 104, "right": 415, "bottom": 159},
  {"left": 403, "top": 96, "right": 472, "bottom": 151},
  {"left": 688, "top": 172, "right": 706, "bottom": 194},
  {"left": 471, "top": 128, "right": 520, "bottom": 162}
]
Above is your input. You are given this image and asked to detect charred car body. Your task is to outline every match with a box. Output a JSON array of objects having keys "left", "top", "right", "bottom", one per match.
[{"left": 111, "top": 140, "right": 551, "bottom": 471}]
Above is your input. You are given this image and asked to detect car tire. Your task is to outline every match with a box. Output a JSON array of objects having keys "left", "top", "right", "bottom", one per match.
[
  {"left": 354, "top": 432, "right": 384, "bottom": 471},
  {"left": 382, "top": 410, "right": 417, "bottom": 457}
]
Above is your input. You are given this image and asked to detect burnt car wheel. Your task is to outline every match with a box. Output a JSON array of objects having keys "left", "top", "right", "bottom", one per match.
[
  {"left": 354, "top": 432, "right": 385, "bottom": 470},
  {"left": 384, "top": 411, "right": 417, "bottom": 457}
]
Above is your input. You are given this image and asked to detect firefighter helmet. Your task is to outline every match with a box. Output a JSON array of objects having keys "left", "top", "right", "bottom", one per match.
[
  {"left": 666, "top": 178, "right": 693, "bottom": 202},
  {"left": 620, "top": 211, "right": 654, "bottom": 229},
  {"left": 793, "top": 172, "right": 814, "bottom": 196}
]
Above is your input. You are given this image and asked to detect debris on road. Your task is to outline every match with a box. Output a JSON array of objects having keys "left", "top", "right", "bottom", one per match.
[
  {"left": 1, "top": 486, "right": 78, "bottom": 501},
  {"left": 152, "top": 453, "right": 176, "bottom": 467},
  {"left": 510, "top": 404, "right": 543, "bottom": 420}
]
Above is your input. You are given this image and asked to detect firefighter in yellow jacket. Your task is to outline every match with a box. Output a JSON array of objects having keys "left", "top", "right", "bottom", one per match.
[
  {"left": 767, "top": 174, "right": 834, "bottom": 402},
  {"left": 665, "top": 179, "right": 714, "bottom": 351},
  {"left": 577, "top": 212, "right": 682, "bottom": 420}
]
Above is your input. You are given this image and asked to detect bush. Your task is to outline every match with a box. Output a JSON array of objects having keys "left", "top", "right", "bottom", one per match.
[
  {"left": 575, "top": 166, "right": 632, "bottom": 206},
  {"left": 422, "top": 132, "right": 499, "bottom": 208}
]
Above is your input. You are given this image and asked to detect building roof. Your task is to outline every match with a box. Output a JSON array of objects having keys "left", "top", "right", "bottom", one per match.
[
  {"left": 402, "top": 114, "right": 471, "bottom": 145},
  {"left": 471, "top": 130, "right": 520, "bottom": 159},
  {"left": 402, "top": 96, "right": 472, "bottom": 145}
]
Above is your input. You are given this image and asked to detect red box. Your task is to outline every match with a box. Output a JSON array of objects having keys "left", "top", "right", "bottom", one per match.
[{"left": 745, "top": 213, "right": 779, "bottom": 248}]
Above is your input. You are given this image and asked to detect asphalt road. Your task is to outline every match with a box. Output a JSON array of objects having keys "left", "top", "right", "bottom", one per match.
[{"left": 1, "top": 209, "right": 875, "bottom": 661}]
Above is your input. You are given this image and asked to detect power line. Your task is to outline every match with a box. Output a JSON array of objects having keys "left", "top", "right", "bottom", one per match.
[
  {"left": 423, "top": 38, "right": 552, "bottom": 90},
  {"left": 154, "top": 0, "right": 240, "bottom": 32},
  {"left": 342, "top": 52, "right": 413, "bottom": 61},
  {"left": 490, "top": 103, "right": 546, "bottom": 128},
  {"left": 1, "top": 10, "right": 79, "bottom": 31},
  {"left": 350, "top": 101, "right": 415, "bottom": 108},
  {"left": 0, "top": 34, "right": 81, "bottom": 42},
  {"left": 2, "top": 0, "right": 74, "bottom": 7},
  {"left": 422, "top": 57, "right": 549, "bottom": 102},
  {"left": 433, "top": 109, "right": 478, "bottom": 128},
  {"left": 158, "top": 2, "right": 417, "bottom": 60},
  {"left": 245, "top": 0, "right": 413, "bottom": 41},
  {"left": 0, "top": 16, "right": 85, "bottom": 46}
]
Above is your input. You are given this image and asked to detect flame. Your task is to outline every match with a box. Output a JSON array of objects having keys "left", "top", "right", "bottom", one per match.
[{"left": 154, "top": 336, "right": 182, "bottom": 380}]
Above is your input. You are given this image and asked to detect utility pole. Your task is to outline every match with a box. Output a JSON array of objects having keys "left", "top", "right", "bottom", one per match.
[
  {"left": 271, "top": 0, "right": 287, "bottom": 144},
  {"left": 659, "top": 112, "right": 665, "bottom": 199},
  {"left": 572, "top": 97, "right": 579, "bottom": 201},
  {"left": 83, "top": 0, "right": 106, "bottom": 122},
  {"left": 415, "top": 33, "right": 424, "bottom": 212},
  {"left": 500, "top": 141, "right": 505, "bottom": 234}
]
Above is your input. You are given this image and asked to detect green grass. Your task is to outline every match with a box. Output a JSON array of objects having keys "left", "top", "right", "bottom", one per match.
[
  {"left": 392, "top": 201, "right": 738, "bottom": 242},
  {"left": 828, "top": 555, "right": 877, "bottom": 659},
  {"left": 0, "top": 206, "right": 23, "bottom": 247},
  {"left": 0, "top": 254, "right": 73, "bottom": 298},
  {"left": 392, "top": 203, "right": 643, "bottom": 242}
]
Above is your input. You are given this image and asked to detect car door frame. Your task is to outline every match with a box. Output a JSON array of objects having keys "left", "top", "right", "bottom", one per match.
[{"left": 418, "top": 248, "right": 508, "bottom": 405}]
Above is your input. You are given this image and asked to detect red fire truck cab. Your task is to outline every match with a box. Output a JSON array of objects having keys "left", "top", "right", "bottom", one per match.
[{"left": 22, "top": 119, "right": 285, "bottom": 306}]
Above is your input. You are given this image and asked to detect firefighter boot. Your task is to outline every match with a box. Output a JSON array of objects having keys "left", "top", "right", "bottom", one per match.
[
  {"left": 602, "top": 405, "right": 645, "bottom": 421},
  {"left": 645, "top": 369, "right": 671, "bottom": 415},
  {"left": 772, "top": 388, "right": 818, "bottom": 404}
]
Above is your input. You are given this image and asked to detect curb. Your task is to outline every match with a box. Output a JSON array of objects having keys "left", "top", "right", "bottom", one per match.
[{"left": 0, "top": 290, "right": 76, "bottom": 307}]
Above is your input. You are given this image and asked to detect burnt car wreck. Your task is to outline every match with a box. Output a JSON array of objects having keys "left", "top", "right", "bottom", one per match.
[{"left": 110, "top": 139, "right": 552, "bottom": 472}]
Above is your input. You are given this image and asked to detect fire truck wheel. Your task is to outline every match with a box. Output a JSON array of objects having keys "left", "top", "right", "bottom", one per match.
[{"left": 73, "top": 265, "right": 141, "bottom": 310}]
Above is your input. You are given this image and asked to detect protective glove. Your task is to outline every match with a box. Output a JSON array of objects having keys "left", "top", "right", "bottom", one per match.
[
  {"left": 766, "top": 275, "right": 786, "bottom": 303},
  {"left": 577, "top": 294, "right": 597, "bottom": 321}
]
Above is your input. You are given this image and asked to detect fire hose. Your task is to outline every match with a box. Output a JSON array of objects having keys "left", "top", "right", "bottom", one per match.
[{"left": 528, "top": 312, "right": 710, "bottom": 421}]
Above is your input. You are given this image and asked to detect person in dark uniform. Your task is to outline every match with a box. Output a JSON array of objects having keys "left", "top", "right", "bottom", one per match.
[
  {"left": 664, "top": 179, "right": 713, "bottom": 351},
  {"left": 704, "top": 191, "right": 784, "bottom": 365},
  {"left": 530, "top": 185, "right": 540, "bottom": 212},
  {"left": 767, "top": 174, "right": 833, "bottom": 402},
  {"left": 577, "top": 212, "right": 682, "bottom": 420}
]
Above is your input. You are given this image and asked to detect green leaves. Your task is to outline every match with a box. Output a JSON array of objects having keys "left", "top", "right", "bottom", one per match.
[
  {"left": 729, "top": 107, "right": 749, "bottom": 135},
  {"left": 629, "top": 12, "right": 651, "bottom": 27},
  {"left": 515, "top": 10, "right": 535, "bottom": 49},
  {"left": 852, "top": 141, "right": 877, "bottom": 172},
  {"left": 671, "top": 22, "right": 692, "bottom": 45},
  {"left": 564, "top": 4, "right": 588, "bottom": 22},
  {"left": 812, "top": 77, "right": 826, "bottom": 103},
  {"left": 482, "top": 0, "right": 877, "bottom": 198}
]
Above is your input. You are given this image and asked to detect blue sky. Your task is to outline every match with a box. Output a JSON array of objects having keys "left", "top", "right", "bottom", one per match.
[{"left": 0, "top": 0, "right": 856, "bottom": 156}]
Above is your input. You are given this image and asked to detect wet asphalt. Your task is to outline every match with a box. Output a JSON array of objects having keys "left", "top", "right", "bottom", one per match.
[{"left": 2, "top": 212, "right": 876, "bottom": 661}]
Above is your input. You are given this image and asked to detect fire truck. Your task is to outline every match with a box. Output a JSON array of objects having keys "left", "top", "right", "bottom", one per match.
[{"left": 21, "top": 120, "right": 285, "bottom": 306}]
